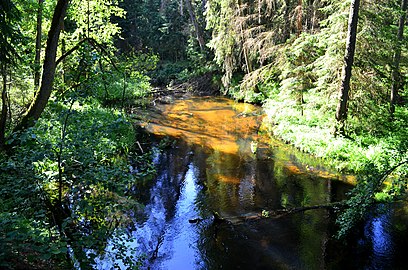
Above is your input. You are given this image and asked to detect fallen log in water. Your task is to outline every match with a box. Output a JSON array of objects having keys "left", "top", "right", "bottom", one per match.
[{"left": 212, "top": 202, "right": 346, "bottom": 225}]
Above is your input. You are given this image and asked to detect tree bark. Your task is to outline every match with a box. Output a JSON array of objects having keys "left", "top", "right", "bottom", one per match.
[
  {"left": 14, "top": 0, "right": 69, "bottom": 132},
  {"left": 61, "top": 20, "right": 67, "bottom": 85},
  {"left": 0, "top": 69, "right": 8, "bottom": 147},
  {"left": 237, "top": 0, "right": 252, "bottom": 74},
  {"left": 185, "top": 0, "right": 206, "bottom": 51},
  {"left": 296, "top": 0, "right": 303, "bottom": 37},
  {"left": 283, "top": 0, "right": 291, "bottom": 41},
  {"left": 34, "top": 0, "right": 44, "bottom": 91},
  {"left": 390, "top": 0, "right": 408, "bottom": 116},
  {"left": 335, "top": 0, "right": 360, "bottom": 136},
  {"left": 160, "top": 0, "right": 168, "bottom": 13}
]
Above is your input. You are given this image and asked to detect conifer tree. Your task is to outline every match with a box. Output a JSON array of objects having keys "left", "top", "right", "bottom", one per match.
[
  {"left": 335, "top": 0, "right": 360, "bottom": 136},
  {"left": 390, "top": 0, "right": 408, "bottom": 116}
]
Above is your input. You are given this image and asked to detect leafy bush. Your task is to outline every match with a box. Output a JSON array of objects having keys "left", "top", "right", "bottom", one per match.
[
  {"left": 94, "top": 71, "right": 152, "bottom": 104},
  {"left": 0, "top": 96, "right": 156, "bottom": 267}
]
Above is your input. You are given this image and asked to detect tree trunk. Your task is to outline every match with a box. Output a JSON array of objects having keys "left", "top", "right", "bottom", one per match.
[
  {"left": 61, "top": 20, "right": 67, "bottom": 85},
  {"left": 201, "top": 0, "right": 207, "bottom": 16},
  {"left": 283, "top": 0, "right": 291, "bottom": 41},
  {"left": 14, "top": 0, "right": 69, "bottom": 132},
  {"left": 335, "top": 0, "right": 360, "bottom": 136},
  {"left": 34, "top": 0, "right": 44, "bottom": 91},
  {"left": 160, "top": 0, "right": 168, "bottom": 13},
  {"left": 0, "top": 69, "right": 8, "bottom": 147},
  {"left": 390, "top": 0, "right": 408, "bottom": 116},
  {"left": 180, "top": 0, "right": 184, "bottom": 16},
  {"left": 185, "top": 0, "right": 206, "bottom": 51},
  {"left": 209, "top": 202, "right": 345, "bottom": 225},
  {"left": 296, "top": 0, "right": 303, "bottom": 37},
  {"left": 237, "top": 0, "right": 252, "bottom": 74}
]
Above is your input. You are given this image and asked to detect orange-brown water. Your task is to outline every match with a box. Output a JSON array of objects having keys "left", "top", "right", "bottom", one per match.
[
  {"left": 143, "top": 97, "right": 262, "bottom": 155},
  {"left": 140, "top": 96, "right": 355, "bottom": 184}
]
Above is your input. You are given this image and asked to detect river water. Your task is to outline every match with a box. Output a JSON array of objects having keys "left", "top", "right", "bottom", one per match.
[{"left": 98, "top": 96, "right": 408, "bottom": 270}]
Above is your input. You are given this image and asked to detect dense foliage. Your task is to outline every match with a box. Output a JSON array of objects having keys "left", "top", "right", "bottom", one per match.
[
  {"left": 116, "top": 0, "right": 213, "bottom": 85},
  {"left": 0, "top": 0, "right": 157, "bottom": 268}
]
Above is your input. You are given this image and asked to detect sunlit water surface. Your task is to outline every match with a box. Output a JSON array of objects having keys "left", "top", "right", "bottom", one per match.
[{"left": 97, "top": 96, "right": 408, "bottom": 270}]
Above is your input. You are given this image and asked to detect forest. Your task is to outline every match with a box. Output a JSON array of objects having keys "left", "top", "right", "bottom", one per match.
[{"left": 1, "top": 0, "right": 407, "bottom": 269}]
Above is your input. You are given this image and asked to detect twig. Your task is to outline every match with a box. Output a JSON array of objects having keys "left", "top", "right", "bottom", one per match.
[{"left": 136, "top": 141, "right": 144, "bottom": 153}]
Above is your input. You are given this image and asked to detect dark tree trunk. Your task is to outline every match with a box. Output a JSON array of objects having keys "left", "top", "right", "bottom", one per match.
[
  {"left": 335, "top": 0, "right": 360, "bottom": 136},
  {"left": 185, "top": 0, "right": 206, "bottom": 51},
  {"left": 0, "top": 69, "right": 8, "bottom": 147},
  {"left": 34, "top": 0, "right": 44, "bottom": 91},
  {"left": 390, "top": 0, "right": 408, "bottom": 116},
  {"left": 61, "top": 20, "right": 66, "bottom": 86},
  {"left": 14, "top": 0, "right": 69, "bottom": 132},
  {"left": 283, "top": 0, "right": 291, "bottom": 41}
]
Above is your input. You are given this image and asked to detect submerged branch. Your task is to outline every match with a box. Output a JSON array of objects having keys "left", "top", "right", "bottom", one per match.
[
  {"left": 212, "top": 202, "right": 346, "bottom": 225},
  {"left": 218, "top": 161, "right": 408, "bottom": 226}
]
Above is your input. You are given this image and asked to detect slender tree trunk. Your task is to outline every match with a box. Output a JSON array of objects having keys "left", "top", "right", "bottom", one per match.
[
  {"left": 160, "top": 0, "right": 168, "bottom": 13},
  {"left": 296, "top": 0, "right": 303, "bottom": 37},
  {"left": 61, "top": 20, "right": 67, "bottom": 85},
  {"left": 335, "top": 0, "right": 360, "bottom": 136},
  {"left": 201, "top": 0, "right": 207, "bottom": 15},
  {"left": 14, "top": 0, "right": 69, "bottom": 132},
  {"left": 237, "top": 1, "right": 252, "bottom": 74},
  {"left": 185, "top": 0, "right": 206, "bottom": 51},
  {"left": 122, "top": 71, "right": 126, "bottom": 109},
  {"left": 98, "top": 59, "right": 109, "bottom": 101},
  {"left": 390, "top": 0, "right": 408, "bottom": 116},
  {"left": 258, "top": 0, "right": 261, "bottom": 24},
  {"left": 179, "top": 0, "right": 184, "bottom": 15},
  {"left": 34, "top": 0, "right": 44, "bottom": 91},
  {"left": 0, "top": 69, "right": 8, "bottom": 147}
]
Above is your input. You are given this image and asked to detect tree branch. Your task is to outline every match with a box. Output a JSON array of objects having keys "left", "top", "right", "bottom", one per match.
[
  {"left": 208, "top": 201, "right": 346, "bottom": 225},
  {"left": 55, "top": 37, "right": 120, "bottom": 72},
  {"left": 56, "top": 38, "right": 89, "bottom": 66}
]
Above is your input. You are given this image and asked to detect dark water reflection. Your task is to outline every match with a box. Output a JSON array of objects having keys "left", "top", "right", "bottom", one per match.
[
  {"left": 144, "top": 142, "right": 347, "bottom": 270},
  {"left": 98, "top": 96, "right": 408, "bottom": 269}
]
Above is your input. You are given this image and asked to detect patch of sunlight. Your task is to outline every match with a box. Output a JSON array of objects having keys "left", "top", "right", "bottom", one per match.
[
  {"left": 213, "top": 174, "right": 241, "bottom": 184},
  {"left": 285, "top": 164, "right": 303, "bottom": 175},
  {"left": 145, "top": 97, "right": 263, "bottom": 156}
]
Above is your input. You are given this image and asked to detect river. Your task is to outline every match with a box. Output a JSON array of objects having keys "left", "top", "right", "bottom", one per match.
[{"left": 97, "top": 96, "right": 408, "bottom": 269}]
